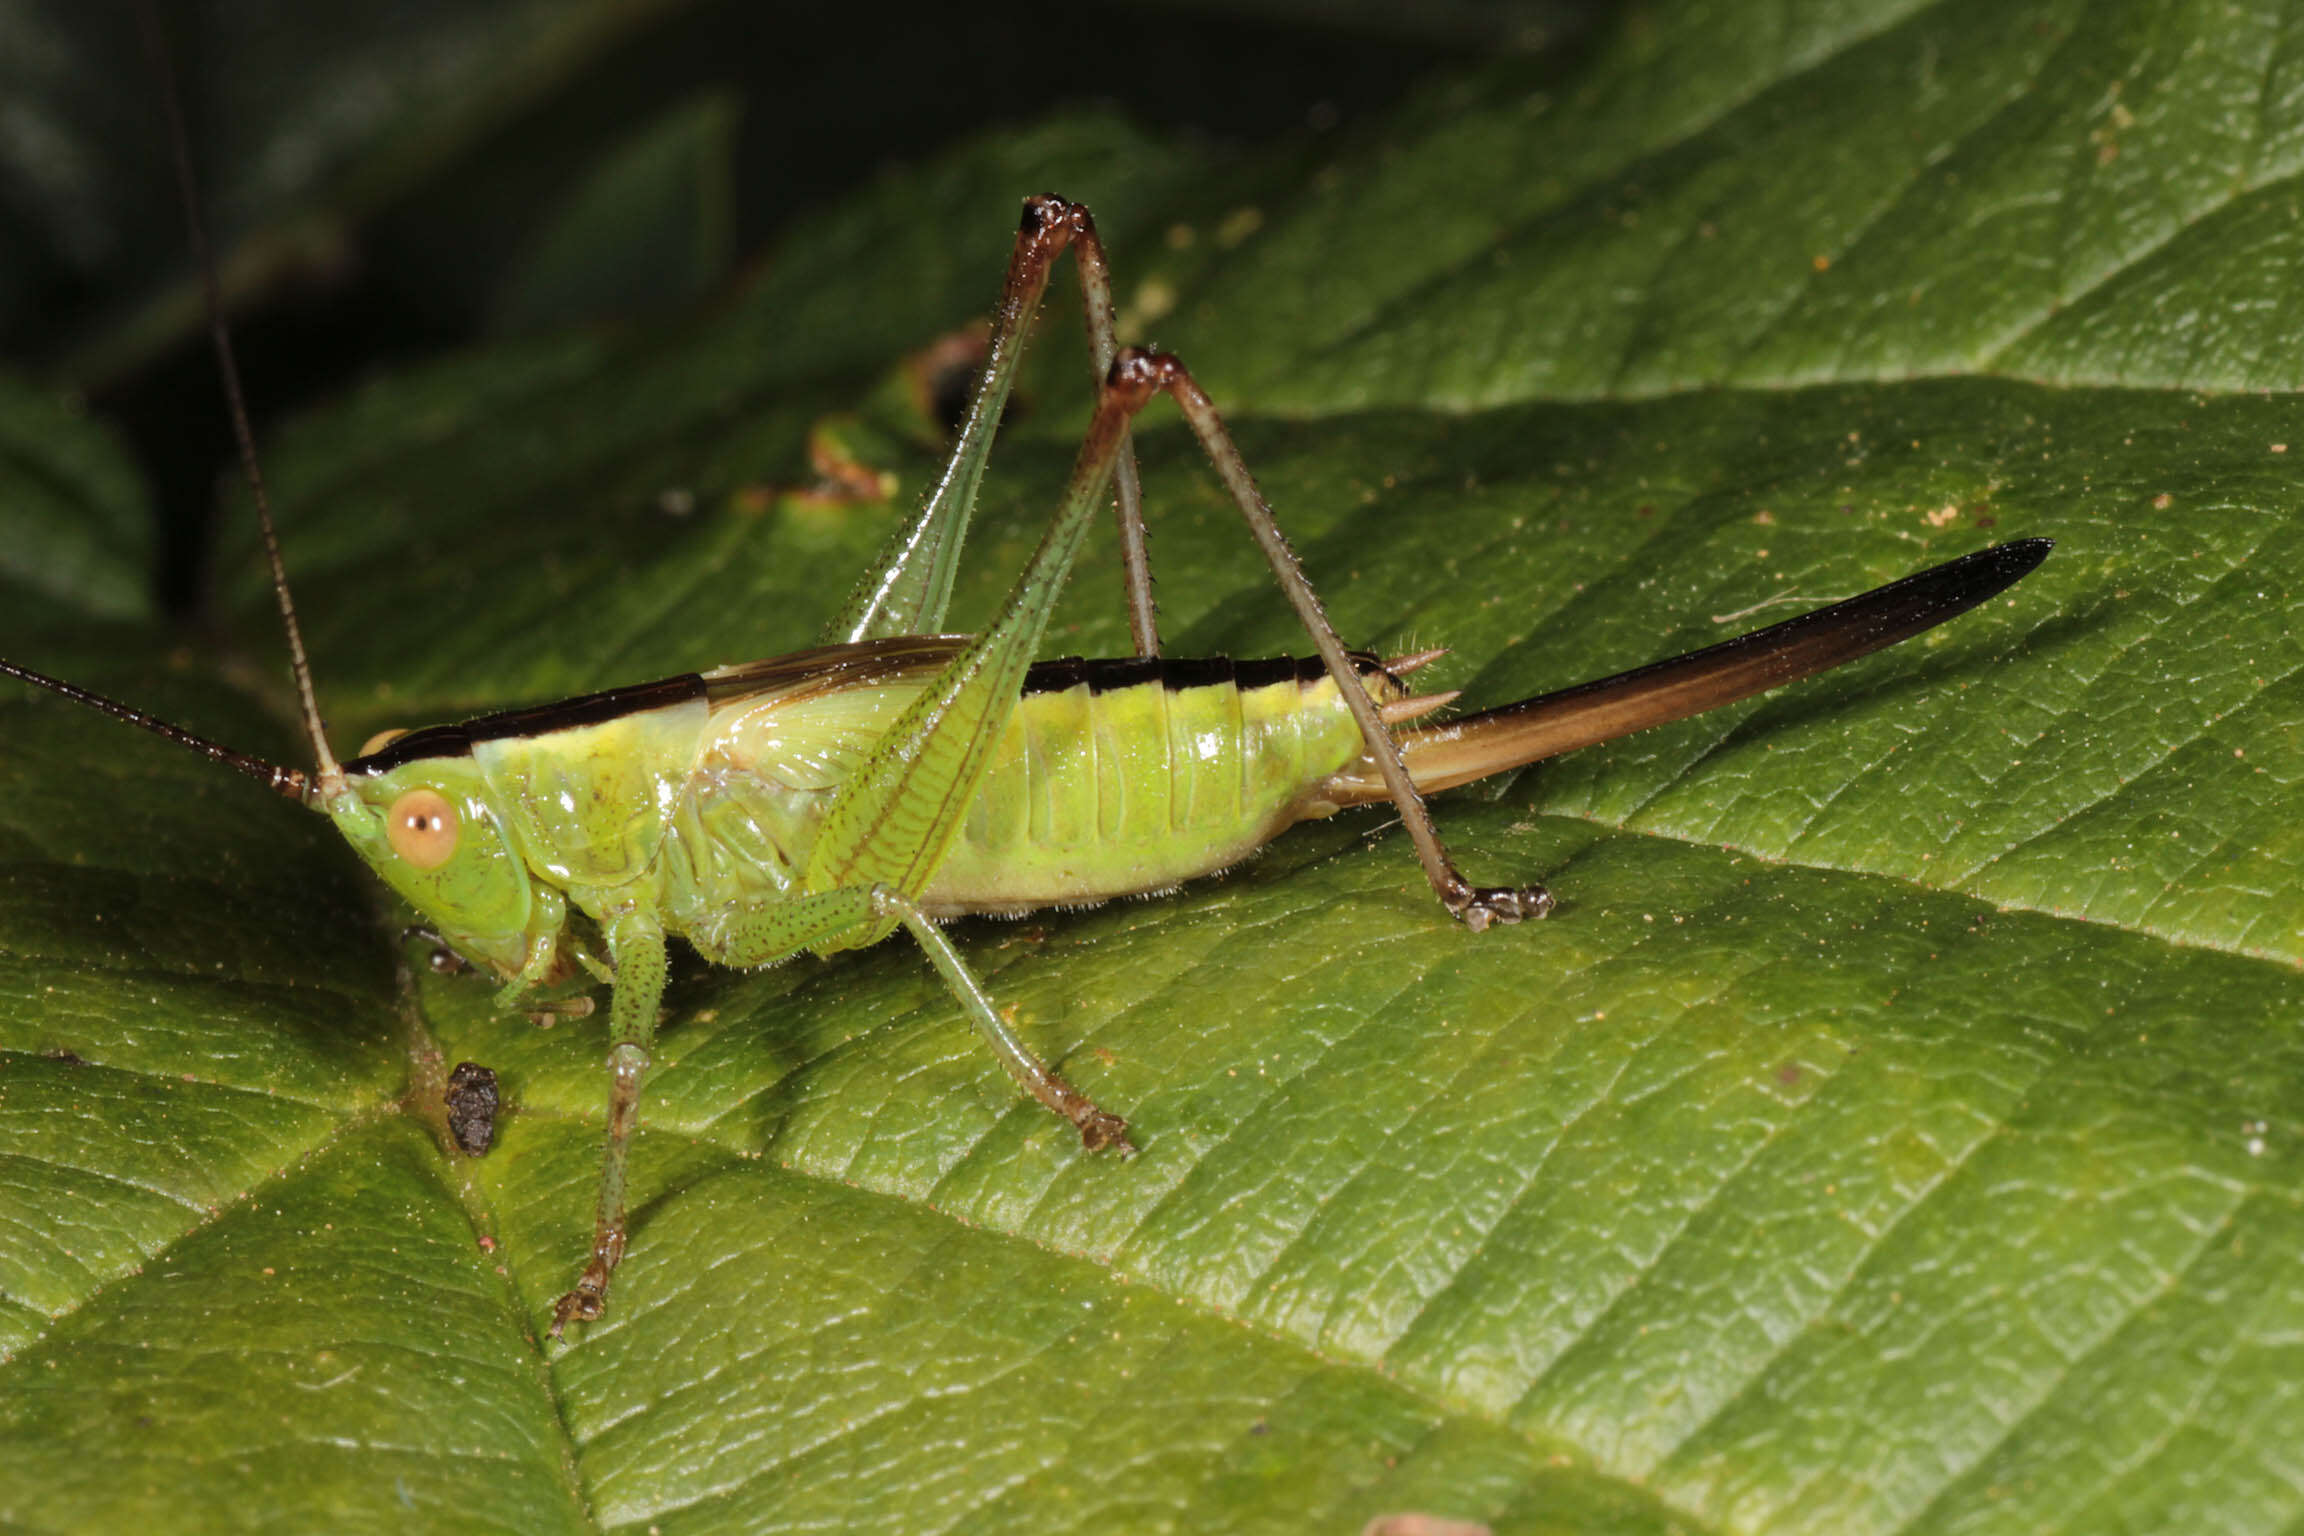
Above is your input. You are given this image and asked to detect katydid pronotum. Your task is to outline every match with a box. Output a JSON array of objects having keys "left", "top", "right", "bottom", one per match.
[{"left": 1, "top": 106, "right": 2050, "bottom": 1335}]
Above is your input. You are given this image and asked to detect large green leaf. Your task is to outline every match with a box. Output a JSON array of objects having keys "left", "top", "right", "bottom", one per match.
[{"left": 3, "top": 3, "right": 2300, "bottom": 1533}]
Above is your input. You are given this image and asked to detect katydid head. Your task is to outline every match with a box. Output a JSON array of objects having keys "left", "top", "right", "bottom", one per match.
[{"left": 328, "top": 741, "right": 543, "bottom": 980}]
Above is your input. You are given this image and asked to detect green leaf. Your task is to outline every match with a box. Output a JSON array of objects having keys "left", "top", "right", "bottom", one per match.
[
  {"left": 488, "top": 88, "right": 743, "bottom": 336},
  {"left": 4, "top": 4, "right": 2301, "bottom": 1534},
  {"left": 0, "top": 377, "right": 154, "bottom": 622}
]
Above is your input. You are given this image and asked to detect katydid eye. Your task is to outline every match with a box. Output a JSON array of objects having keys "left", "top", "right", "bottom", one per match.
[{"left": 386, "top": 789, "right": 459, "bottom": 869}]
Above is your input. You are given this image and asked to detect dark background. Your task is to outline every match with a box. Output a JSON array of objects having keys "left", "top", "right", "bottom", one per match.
[{"left": 0, "top": 0, "right": 1602, "bottom": 613}]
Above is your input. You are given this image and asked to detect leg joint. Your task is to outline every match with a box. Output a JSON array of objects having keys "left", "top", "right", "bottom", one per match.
[
  {"left": 1104, "top": 347, "right": 1195, "bottom": 401},
  {"left": 1019, "top": 192, "right": 1094, "bottom": 237}
]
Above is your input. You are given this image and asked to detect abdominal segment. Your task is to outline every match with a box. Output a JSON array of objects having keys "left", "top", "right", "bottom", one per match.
[{"left": 919, "top": 657, "right": 1379, "bottom": 914}]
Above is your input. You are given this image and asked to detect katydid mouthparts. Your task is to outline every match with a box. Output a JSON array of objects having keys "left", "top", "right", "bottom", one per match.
[{"left": 2, "top": 162, "right": 2049, "bottom": 1336}]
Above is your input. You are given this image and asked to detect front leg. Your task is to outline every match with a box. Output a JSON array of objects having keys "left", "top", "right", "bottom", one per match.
[
  {"left": 551, "top": 907, "right": 668, "bottom": 1337},
  {"left": 488, "top": 910, "right": 600, "bottom": 1026}
]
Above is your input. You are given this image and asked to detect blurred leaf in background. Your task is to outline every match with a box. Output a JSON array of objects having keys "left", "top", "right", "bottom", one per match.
[{"left": 0, "top": 2, "right": 2299, "bottom": 1534}]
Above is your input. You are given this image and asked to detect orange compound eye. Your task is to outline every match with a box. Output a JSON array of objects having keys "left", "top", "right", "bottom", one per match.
[{"left": 386, "top": 789, "right": 460, "bottom": 870}]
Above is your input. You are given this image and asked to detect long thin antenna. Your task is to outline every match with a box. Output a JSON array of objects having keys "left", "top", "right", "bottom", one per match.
[
  {"left": 139, "top": 3, "right": 346, "bottom": 803},
  {"left": 0, "top": 659, "right": 304, "bottom": 798}
]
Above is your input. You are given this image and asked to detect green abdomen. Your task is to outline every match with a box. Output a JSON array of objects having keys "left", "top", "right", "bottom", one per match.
[{"left": 920, "top": 656, "right": 1371, "bottom": 914}]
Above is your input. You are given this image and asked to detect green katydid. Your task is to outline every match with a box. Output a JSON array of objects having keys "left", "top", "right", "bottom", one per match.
[{"left": 2, "top": 161, "right": 2050, "bottom": 1333}]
